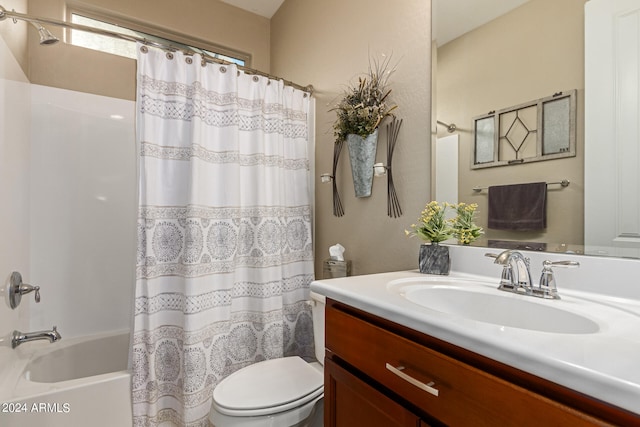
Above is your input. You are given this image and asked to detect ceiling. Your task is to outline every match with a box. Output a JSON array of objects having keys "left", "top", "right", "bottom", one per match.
[
  {"left": 220, "top": 0, "right": 286, "bottom": 18},
  {"left": 220, "top": 0, "right": 531, "bottom": 42},
  {"left": 433, "top": 0, "right": 530, "bottom": 46}
]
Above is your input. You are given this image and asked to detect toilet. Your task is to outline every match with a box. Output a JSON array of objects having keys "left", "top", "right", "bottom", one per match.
[{"left": 209, "top": 291, "right": 326, "bottom": 427}]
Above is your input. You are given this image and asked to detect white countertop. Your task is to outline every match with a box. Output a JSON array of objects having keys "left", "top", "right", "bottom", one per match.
[{"left": 311, "top": 269, "right": 640, "bottom": 415}]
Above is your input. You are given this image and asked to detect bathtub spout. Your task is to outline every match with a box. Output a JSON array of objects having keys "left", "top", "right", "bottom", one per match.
[{"left": 12, "top": 326, "right": 61, "bottom": 349}]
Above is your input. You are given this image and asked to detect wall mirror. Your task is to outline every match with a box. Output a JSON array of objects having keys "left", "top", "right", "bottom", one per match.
[{"left": 432, "top": 0, "right": 640, "bottom": 259}]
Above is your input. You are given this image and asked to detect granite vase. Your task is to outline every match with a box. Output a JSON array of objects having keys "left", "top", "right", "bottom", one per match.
[{"left": 419, "top": 243, "right": 450, "bottom": 275}]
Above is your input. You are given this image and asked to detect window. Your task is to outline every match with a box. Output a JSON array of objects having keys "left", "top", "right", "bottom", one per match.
[{"left": 69, "top": 13, "right": 247, "bottom": 66}]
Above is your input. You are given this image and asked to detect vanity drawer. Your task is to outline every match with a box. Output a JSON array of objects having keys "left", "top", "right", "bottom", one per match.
[{"left": 326, "top": 302, "right": 610, "bottom": 427}]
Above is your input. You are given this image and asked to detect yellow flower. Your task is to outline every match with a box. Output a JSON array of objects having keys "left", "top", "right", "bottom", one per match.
[
  {"left": 451, "top": 203, "right": 483, "bottom": 245},
  {"left": 405, "top": 200, "right": 454, "bottom": 243}
]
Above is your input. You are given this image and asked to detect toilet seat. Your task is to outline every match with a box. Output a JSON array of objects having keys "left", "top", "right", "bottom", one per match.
[{"left": 212, "top": 356, "right": 323, "bottom": 417}]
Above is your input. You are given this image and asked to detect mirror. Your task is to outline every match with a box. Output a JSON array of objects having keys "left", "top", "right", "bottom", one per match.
[{"left": 432, "top": 0, "right": 599, "bottom": 256}]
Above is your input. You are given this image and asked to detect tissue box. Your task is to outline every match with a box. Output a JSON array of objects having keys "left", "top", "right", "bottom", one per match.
[{"left": 323, "top": 259, "right": 352, "bottom": 279}]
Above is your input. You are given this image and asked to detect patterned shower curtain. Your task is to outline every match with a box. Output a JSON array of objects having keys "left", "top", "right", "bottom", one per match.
[{"left": 131, "top": 44, "right": 315, "bottom": 427}]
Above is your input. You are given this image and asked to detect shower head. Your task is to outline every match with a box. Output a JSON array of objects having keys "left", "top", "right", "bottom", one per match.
[{"left": 30, "top": 22, "right": 59, "bottom": 45}]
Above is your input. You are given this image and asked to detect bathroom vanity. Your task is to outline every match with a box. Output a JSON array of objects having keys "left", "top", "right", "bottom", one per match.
[
  {"left": 311, "top": 246, "right": 640, "bottom": 426},
  {"left": 324, "top": 299, "right": 630, "bottom": 426}
]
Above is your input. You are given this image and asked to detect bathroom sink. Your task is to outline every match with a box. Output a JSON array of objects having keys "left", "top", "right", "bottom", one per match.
[{"left": 388, "top": 278, "right": 600, "bottom": 334}]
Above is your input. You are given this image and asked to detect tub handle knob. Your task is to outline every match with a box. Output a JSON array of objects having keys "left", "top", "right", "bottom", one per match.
[{"left": 9, "top": 271, "right": 41, "bottom": 309}]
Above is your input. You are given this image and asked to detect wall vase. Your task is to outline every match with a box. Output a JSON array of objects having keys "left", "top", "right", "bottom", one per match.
[
  {"left": 346, "top": 129, "right": 378, "bottom": 198},
  {"left": 419, "top": 243, "right": 450, "bottom": 275}
]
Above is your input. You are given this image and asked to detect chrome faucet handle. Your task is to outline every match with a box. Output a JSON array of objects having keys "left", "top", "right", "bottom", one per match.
[
  {"left": 9, "top": 272, "right": 41, "bottom": 309},
  {"left": 24, "top": 284, "right": 40, "bottom": 302},
  {"left": 492, "top": 249, "right": 517, "bottom": 264},
  {"left": 485, "top": 253, "right": 515, "bottom": 289},
  {"left": 491, "top": 249, "right": 530, "bottom": 266},
  {"left": 537, "top": 260, "right": 580, "bottom": 299}
]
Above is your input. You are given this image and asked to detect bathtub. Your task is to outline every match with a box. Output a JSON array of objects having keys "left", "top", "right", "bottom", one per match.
[{"left": 0, "top": 330, "right": 132, "bottom": 427}]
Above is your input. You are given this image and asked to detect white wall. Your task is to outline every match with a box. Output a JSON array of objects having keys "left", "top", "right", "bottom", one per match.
[
  {"left": 0, "top": 36, "right": 31, "bottom": 361},
  {"left": 29, "top": 85, "right": 136, "bottom": 338},
  {"left": 1, "top": 34, "right": 135, "bottom": 386}
]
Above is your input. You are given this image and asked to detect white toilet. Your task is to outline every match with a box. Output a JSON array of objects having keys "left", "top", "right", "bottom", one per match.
[{"left": 209, "top": 291, "right": 326, "bottom": 427}]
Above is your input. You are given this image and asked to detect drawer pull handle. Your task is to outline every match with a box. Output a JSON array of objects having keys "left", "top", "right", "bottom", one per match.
[{"left": 385, "top": 363, "right": 439, "bottom": 397}]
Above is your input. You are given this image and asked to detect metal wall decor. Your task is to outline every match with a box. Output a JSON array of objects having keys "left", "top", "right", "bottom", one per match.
[
  {"left": 386, "top": 117, "right": 403, "bottom": 217},
  {"left": 347, "top": 129, "right": 379, "bottom": 198},
  {"left": 327, "top": 117, "right": 404, "bottom": 217},
  {"left": 472, "top": 90, "right": 577, "bottom": 169},
  {"left": 331, "top": 141, "right": 345, "bottom": 217}
]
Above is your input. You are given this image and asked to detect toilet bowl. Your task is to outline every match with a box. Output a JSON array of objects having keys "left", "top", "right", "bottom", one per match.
[{"left": 209, "top": 292, "right": 326, "bottom": 427}]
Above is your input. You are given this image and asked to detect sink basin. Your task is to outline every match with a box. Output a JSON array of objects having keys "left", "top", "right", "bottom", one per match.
[{"left": 388, "top": 278, "right": 600, "bottom": 334}]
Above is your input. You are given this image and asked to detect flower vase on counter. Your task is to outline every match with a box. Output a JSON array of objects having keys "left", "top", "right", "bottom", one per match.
[
  {"left": 418, "top": 243, "right": 450, "bottom": 275},
  {"left": 406, "top": 201, "right": 483, "bottom": 276}
]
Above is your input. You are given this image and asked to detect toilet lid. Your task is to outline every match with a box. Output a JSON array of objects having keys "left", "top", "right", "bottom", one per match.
[{"left": 213, "top": 356, "right": 323, "bottom": 416}]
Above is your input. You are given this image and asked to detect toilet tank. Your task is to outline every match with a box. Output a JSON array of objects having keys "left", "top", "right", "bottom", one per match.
[{"left": 309, "top": 291, "right": 326, "bottom": 364}]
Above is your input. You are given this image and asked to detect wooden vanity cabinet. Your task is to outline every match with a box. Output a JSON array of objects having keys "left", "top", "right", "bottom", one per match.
[
  {"left": 325, "top": 358, "right": 423, "bottom": 426},
  {"left": 324, "top": 299, "right": 638, "bottom": 427}
]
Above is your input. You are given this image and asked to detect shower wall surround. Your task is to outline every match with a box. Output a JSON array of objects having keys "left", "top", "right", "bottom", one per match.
[
  {"left": 0, "top": 36, "right": 30, "bottom": 356},
  {"left": 1, "top": 33, "right": 136, "bottom": 349},
  {"left": 30, "top": 85, "right": 136, "bottom": 338}
]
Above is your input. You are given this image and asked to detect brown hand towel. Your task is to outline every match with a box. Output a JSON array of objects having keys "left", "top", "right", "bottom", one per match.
[{"left": 488, "top": 182, "right": 547, "bottom": 230}]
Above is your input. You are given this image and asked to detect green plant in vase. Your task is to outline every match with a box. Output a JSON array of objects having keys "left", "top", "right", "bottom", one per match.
[
  {"left": 405, "top": 201, "right": 454, "bottom": 243},
  {"left": 405, "top": 201, "right": 453, "bottom": 275},
  {"left": 331, "top": 55, "right": 398, "bottom": 199},
  {"left": 332, "top": 55, "right": 398, "bottom": 143}
]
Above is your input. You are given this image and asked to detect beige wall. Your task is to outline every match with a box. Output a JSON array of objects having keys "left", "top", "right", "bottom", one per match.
[
  {"left": 26, "top": 0, "right": 270, "bottom": 100},
  {"left": 436, "top": 0, "right": 585, "bottom": 250},
  {"left": 271, "top": 0, "right": 432, "bottom": 276},
  {"left": 2, "top": 0, "right": 433, "bottom": 278},
  {"left": 0, "top": 0, "right": 28, "bottom": 74}
]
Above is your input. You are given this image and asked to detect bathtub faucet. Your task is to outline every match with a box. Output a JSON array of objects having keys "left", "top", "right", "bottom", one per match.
[{"left": 11, "top": 326, "right": 62, "bottom": 349}]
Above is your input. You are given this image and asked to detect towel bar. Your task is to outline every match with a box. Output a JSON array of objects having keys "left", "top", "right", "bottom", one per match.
[{"left": 472, "top": 179, "right": 570, "bottom": 193}]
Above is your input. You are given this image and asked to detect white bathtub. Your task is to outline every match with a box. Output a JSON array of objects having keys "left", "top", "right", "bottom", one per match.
[{"left": 0, "top": 330, "right": 132, "bottom": 427}]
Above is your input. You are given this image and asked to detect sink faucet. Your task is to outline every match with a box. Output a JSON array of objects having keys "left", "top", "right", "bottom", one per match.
[
  {"left": 486, "top": 251, "right": 580, "bottom": 299},
  {"left": 12, "top": 326, "right": 61, "bottom": 349},
  {"left": 487, "top": 250, "right": 533, "bottom": 292}
]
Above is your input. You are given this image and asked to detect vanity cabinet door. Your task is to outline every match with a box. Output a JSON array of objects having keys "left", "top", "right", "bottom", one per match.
[
  {"left": 325, "top": 301, "right": 612, "bottom": 427},
  {"left": 325, "top": 357, "right": 422, "bottom": 427}
]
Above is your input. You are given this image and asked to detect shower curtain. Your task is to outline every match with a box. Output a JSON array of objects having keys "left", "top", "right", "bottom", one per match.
[{"left": 131, "top": 44, "right": 315, "bottom": 427}]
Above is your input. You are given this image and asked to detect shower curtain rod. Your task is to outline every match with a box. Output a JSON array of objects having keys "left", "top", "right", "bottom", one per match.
[{"left": 0, "top": 5, "right": 314, "bottom": 94}]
